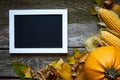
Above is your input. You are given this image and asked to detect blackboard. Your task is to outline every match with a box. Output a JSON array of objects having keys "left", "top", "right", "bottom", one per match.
[{"left": 9, "top": 9, "right": 68, "bottom": 53}]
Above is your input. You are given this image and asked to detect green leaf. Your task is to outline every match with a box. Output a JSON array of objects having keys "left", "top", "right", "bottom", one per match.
[
  {"left": 88, "top": 5, "right": 97, "bottom": 15},
  {"left": 67, "top": 55, "right": 75, "bottom": 64},
  {"left": 11, "top": 62, "right": 32, "bottom": 80},
  {"left": 73, "top": 48, "right": 79, "bottom": 54},
  {"left": 94, "top": 0, "right": 104, "bottom": 7}
]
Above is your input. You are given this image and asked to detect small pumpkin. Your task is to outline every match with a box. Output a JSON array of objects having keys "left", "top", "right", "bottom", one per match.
[{"left": 84, "top": 46, "right": 120, "bottom": 80}]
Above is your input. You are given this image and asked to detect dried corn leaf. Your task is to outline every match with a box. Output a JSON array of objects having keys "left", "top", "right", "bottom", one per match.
[{"left": 84, "top": 35, "right": 103, "bottom": 52}]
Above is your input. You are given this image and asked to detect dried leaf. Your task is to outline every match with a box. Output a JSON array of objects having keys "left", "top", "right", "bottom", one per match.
[
  {"left": 22, "top": 67, "right": 32, "bottom": 78},
  {"left": 36, "top": 70, "right": 46, "bottom": 80},
  {"left": 11, "top": 62, "right": 33, "bottom": 80},
  {"left": 67, "top": 56, "right": 76, "bottom": 65},
  {"left": 74, "top": 48, "right": 82, "bottom": 59},
  {"left": 79, "top": 53, "right": 89, "bottom": 63},
  {"left": 97, "top": 22, "right": 106, "bottom": 27},
  {"left": 94, "top": 0, "right": 104, "bottom": 7},
  {"left": 88, "top": 5, "right": 97, "bottom": 15},
  {"left": 53, "top": 58, "right": 64, "bottom": 70},
  {"left": 53, "top": 59, "right": 72, "bottom": 80},
  {"left": 84, "top": 35, "right": 102, "bottom": 52},
  {"left": 67, "top": 49, "right": 82, "bottom": 65},
  {"left": 48, "top": 60, "right": 57, "bottom": 66},
  {"left": 57, "top": 62, "right": 72, "bottom": 80},
  {"left": 46, "top": 60, "right": 57, "bottom": 69},
  {"left": 75, "top": 64, "right": 86, "bottom": 80}
]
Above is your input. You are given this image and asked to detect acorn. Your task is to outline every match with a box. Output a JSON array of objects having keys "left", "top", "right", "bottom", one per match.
[{"left": 46, "top": 71, "right": 56, "bottom": 80}]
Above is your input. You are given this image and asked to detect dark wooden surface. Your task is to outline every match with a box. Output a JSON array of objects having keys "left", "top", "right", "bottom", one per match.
[{"left": 0, "top": 0, "right": 99, "bottom": 79}]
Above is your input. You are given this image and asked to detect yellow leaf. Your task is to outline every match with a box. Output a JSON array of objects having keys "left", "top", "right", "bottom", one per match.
[
  {"left": 74, "top": 48, "right": 82, "bottom": 59},
  {"left": 62, "top": 62, "right": 71, "bottom": 73},
  {"left": 45, "top": 60, "right": 57, "bottom": 69},
  {"left": 58, "top": 62, "right": 72, "bottom": 80},
  {"left": 67, "top": 56, "right": 75, "bottom": 64},
  {"left": 53, "top": 58, "right": 72, "bottom": 80},
  {"left": 53, "top": 58, "right": 64, "bottom": 70},
  {"left": 79, "top": 53, "right": 89, "bottom": 63},
  {"left": 22, "top": 67, "right": 32, "bottom": 78},
  {"left": 49, "top": 60, "right": 57, "bottom": 66}
]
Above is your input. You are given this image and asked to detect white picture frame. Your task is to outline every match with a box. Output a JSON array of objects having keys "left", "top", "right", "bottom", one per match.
[{"left": 9, "top": 9, "right": 68, "bottom": 54}]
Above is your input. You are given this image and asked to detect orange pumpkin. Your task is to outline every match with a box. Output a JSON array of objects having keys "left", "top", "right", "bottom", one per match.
[{"left": 84, "top": 46, "right": 120, "bottom": 80}]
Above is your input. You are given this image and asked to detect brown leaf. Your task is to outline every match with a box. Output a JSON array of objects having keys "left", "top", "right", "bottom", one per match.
[{"left": 74, "top": 63, "right": 87, "bottom": 80}]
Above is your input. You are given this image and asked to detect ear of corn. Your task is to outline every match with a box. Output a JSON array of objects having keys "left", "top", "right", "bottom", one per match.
[
  {"left": 99, "top": 8, "right": 120, "bottom": 33},
  {"left": 111, "top": 4, "right": 120, "bottom": 16},
  {"left": 100, "top": 30, "right": 120, "bottom": 49}
]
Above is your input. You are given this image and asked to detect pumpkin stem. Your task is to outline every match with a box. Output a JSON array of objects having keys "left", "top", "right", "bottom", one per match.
[{"left": 105, "top": 67, "right": 119, "bottom": 80}]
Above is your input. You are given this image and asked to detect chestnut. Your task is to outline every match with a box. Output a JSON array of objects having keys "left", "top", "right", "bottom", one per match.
[{"left": 104, "top": 0, "right": 114, "bottom": 9}]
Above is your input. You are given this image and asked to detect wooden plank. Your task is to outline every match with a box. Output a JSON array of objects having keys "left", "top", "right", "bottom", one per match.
[
  {"left": 68, "top": 23, "right": 98, "bottom": 47},
  {"left": 0, "top": 24, "right": 9, "bottom": 48},
  {"left": 0, "top": 48, "right": 85, "bottom": 77},
  {"left": 0, "top": 0, "right": 94, "bottom": 20}
]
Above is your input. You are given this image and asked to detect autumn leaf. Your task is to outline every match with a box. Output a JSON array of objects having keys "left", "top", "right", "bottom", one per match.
[
  {"left": 73, "top": 48, "right": 82, "bottom": 59},
  {"left": 54, "top": 58, "right": 72, "bottom": 80},
  {"left": 45, "top": 60, "right": 57, "bottom": 70},
  {"left": 88, "top": 5, "right": 97, "bottom": 15},
  {"left": 74, "top": 63, "right": 86, "bottom": 80},
  {"left": 56, "top": 62, "right": 72, "bottom": 80},
  {"left": 79, "top": 53, "right": 89, "bottom": 63},
  {"left": 22, "top": 67, "right": 32, "bottom": 78},
  {"left": 54, "top": 58, "right": 64, "bottom": 70},
  {"left": 94, "top": 0, "right": 104, "bottom": 7},
  {"left": 48, "top": 60, "right": 57, "bottom": 66},
  {"left": 67, "top": 49, "right": 83, "bottom": 65},
  {"left": 67, "top": 56, "right": 76, "bottom": 64},
  {"left": 11, "top": 62, "right": 33, "bottom": 80}
]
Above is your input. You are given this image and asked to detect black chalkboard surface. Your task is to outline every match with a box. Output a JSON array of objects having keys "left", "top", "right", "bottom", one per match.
[
  {"left": 9, "top": 9, "right": 67, "bottom": 53},
  {"left": 15, "top": 15, "right": 62, "bottom": 48}
]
